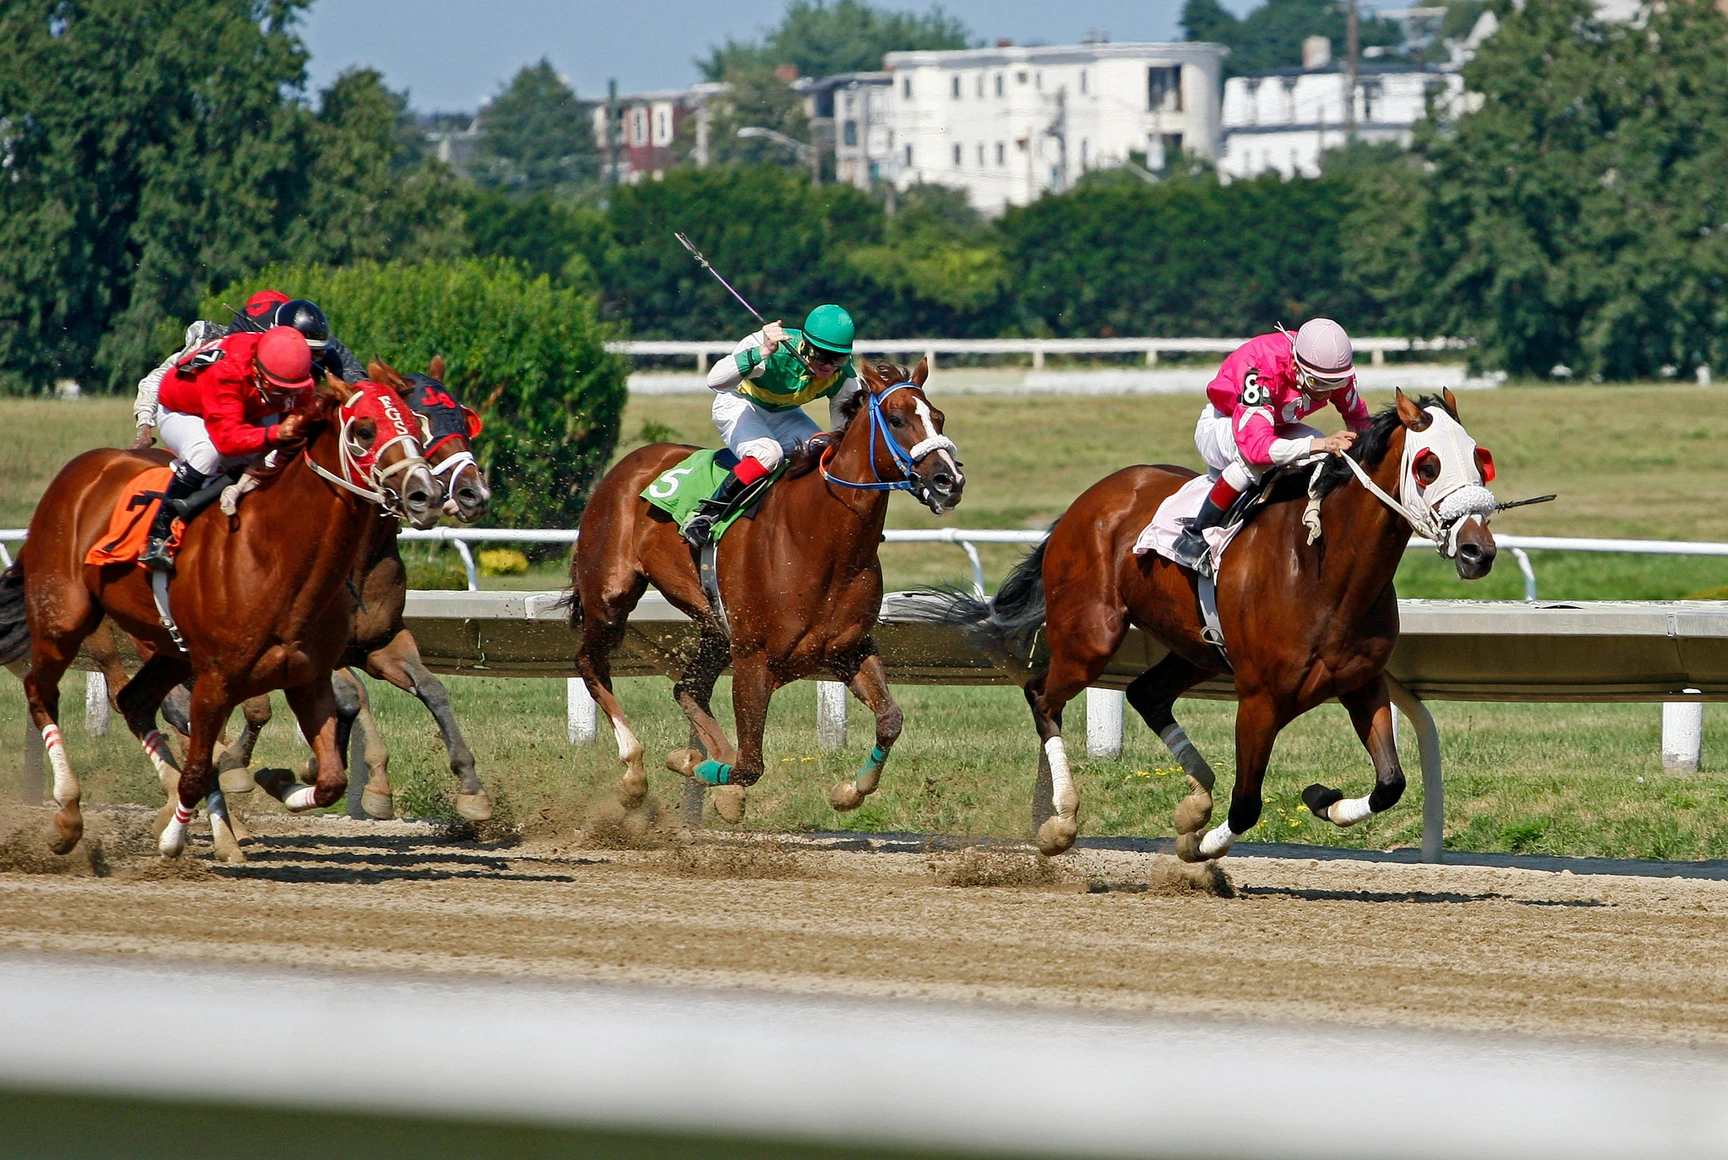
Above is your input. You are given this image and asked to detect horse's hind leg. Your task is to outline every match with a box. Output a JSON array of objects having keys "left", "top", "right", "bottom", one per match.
[
  {"left": 665, "top": 630, "right": 737, "bottom": 778},
  {"left": 703, "top": 652, "right": 776, "bottom": 824},
  {"left": 333, "top": 669, "right": 395, "bottom": 820},
  {"left": 116, "top": 655, "right": 195, "bottom": 838},
  {"left": 160, "top": 677, "right": 235, "bottom": 858},
  {"left": 261, "top": 676, "right": 348, "bottom": 812},
  {"left": 1125, "top": 654, "right": 1223, "bottom": 859},
  {"left": 213, "top": 694, "right": 272, "bottom": 793},
  {"left": 363, "top": 632, "right": 489, "bottom": 821},
  {"left": 575, "top": 586, "right": 653, "bottom": 810},
  {"left": 22, "top": 590, "right": 103, "bottom": 854},
  {"left": 1305, "top": 675, "right": 1405, "bottom": 828},
  {"left": 826, "top": 649, "right": 902, "bottom": 812}
]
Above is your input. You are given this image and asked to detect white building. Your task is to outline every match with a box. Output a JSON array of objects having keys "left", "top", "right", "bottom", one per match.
[
  {"left": 798, "top": 72, "right": 897, "bottom": 190},
  {"left": 881, "top": 42, "right": 1227, "bottom": 214},
  {"left": 1218, "top": 53, "right": 1463, "bottom": 181}
]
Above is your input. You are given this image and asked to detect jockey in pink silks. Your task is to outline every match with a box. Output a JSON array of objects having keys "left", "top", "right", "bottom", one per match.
[{"left": 1170, "top": 318, "right": 1374, "bottom": 576}]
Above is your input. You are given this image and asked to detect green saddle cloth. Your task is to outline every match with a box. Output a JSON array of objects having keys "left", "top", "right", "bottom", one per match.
[{"left": 640, "top": 449, "right": 786, "bottom": 543}]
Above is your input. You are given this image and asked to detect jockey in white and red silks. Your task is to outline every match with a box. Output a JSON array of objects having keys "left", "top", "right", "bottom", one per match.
[{"left": 1170, "top": 318, "right": 1375, "bottom": 576}]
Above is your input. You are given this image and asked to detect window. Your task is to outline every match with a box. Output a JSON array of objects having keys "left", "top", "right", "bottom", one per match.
[
  {"left": 1035, "top": 71, "right": 1042, "bottom": 90},
  {"left": 995, "top": 141, "right": 1006, "bottom": 165},
  {"left": 1362, "top": 81, "right": 1382, "bottom": 122},
  {"left": 1162, "top": 133, "right": 1184, "bottom": 169},
  {"left": 630, "top": 107, "right": 648, "bottom": 146},
  {"left": 904, "top": 143, "right": 914, "bottom": 165},
  {"left": 994, "top": 73, "right": 1004, "bottom": 97},
  {"left": 843, "top": 119, "right": 858, "bottom": 146},
  {"left": 1080, "top": 69, "right": 1088, "bottom": 95},
  {"left": 976, "top": 72, "right": 984, "bottom": 97},
  {"left": 953, "top": 142, "right": 963, "bottom": 166},
  {"left": 976, "top": 142, "right": 985, "bottom": 165},
  {"left": 1016, "top": 69, "right": 1028, "bottom": 85},
  {"left": 951, "top": 75, "right": 961, "bottom": 98},
  {"left": 1080, "top": 137, "right": 1090, "bottom": 168},
  {"left": 1148, "top": 65, "right": 1183, "bottom": 112},
  {"left": 902, "top": 76, "right": 912, "bottom": 98}
]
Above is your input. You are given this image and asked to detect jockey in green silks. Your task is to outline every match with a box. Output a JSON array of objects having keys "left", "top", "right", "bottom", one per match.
[{"left": 683, "top": 303, "right": 860, "bottom": 546}]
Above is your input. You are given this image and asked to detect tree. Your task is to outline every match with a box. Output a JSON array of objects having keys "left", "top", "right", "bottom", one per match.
[
  {"left": 1346, "top": 0, "right": 1728, "bottom": 378},
  {"left": 700, "top": 0, "right": 971, "bottom": 80},
  {"left": 474, "top": 59, "right": 599, "bottom": 193},
  {"left": 1181, "top": 0, "right": 1403, "bottom": 75},
  {"left": 702, "top": 64, "right": 815, "bottom": 169},
  {"left": 846, "top": 185, "right": 1007, "bottom": 314}
]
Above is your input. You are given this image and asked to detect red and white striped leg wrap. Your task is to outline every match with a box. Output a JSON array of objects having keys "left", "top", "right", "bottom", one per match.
[
  {"left": 41, "top": 724, "right": 78, "bottom": 807},
  {"left": 140, "top": 730, "right": 179, "bottom": 779},
  {"left": 283, "top": 786, "right": 319, "bottom": 812},
  {"left": 159, "top": 798, "right": 194, "bottom": 857},
  {"left": 173, "top": 803, "right": 194, "bottom": 826}
]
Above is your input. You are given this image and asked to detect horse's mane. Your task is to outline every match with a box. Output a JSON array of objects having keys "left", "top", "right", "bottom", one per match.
[
  {"left": 243, "top": 377, "right": 346, "bottom": 480},
  {"left": 1301, "top": 392, "right": 1452, "bottom": 500},
  {"left": 782, "top": 358, "right": 918, "bottom": 479}
]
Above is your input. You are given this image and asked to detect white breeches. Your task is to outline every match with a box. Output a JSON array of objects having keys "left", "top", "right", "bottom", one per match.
[
  {"left": 156, "top": 407, "right": 271, "bottom": 478},
  {"left": 1194, "top": 404, "right": 1323, "bottom": 491},
  {"left": 711, "top": 391, "right": 821, "bottom": 472}
]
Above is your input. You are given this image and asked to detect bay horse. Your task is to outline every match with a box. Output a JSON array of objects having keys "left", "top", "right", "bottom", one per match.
[
  {"left": 570, "top": 358, "right": 963, "bottom": 822},
  {"left": 0, "top": 375, "right": 437, "bottom": 858},
  {"left": 203, "top": 357, "right": 496, "bottom": 822},
  {"left": 919, "top": 389, "right": 1496, "bottom": 860}
]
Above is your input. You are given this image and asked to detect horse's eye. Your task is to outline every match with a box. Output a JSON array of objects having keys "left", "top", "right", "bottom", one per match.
[
  {"left": 888, "top": 414, "right": 905, "bottom": 428},
  {"left": 1413, "top": 449, "right": 1440, "bottom": 486}
]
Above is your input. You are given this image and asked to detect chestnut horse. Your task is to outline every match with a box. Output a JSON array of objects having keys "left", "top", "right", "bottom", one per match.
[
  {"left": 920, "top": 390, "right": 1496, "bottom": 860},
  {"left": 198, "top": 357, "right": 495, "bottom": 822},
  {"left": 570, "top": 358, "right": 963, "bottom": 822},
  {"left": 0, "top": 377, "right": 437, "bottom": 857}
]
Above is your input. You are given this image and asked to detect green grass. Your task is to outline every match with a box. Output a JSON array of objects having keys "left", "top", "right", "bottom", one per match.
[{"left": 5, "top": 386, "right": 1728, "bottom": 860}]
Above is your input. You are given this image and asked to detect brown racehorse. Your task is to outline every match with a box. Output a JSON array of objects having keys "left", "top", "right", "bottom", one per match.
[
  {"left": 0, "top": 376, "right": 437, "bottom": 858},
  {"left": 570, "top": 358, "right": 963, "bottom": 822},
  {"left": 919, "top": 389, "right": 1496, "bottom": 860},
  {"left": 203, "top": 358, "right": 495, "bottom": 823}
]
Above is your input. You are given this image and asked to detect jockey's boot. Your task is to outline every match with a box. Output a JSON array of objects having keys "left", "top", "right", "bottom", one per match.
[
  {"left": 682, "top": 471, "right": 752, "bottom": 548},
  {"left": 140, "top": 467, "right": 205, "bottom": 573},
  {"left": 1170, "top": 481, "right": 1239, "bottom": 578}
]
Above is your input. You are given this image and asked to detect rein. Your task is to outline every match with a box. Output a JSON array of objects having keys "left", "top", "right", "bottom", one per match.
[
  {"left": 1330, "top": 406, "right": 1496, "bottom": 559},
  {"left": 819, "top": 382, "right": 957, "bottom": 494},
  {"left": 301, "top": 395, "right": 429, "bottom": 518}
]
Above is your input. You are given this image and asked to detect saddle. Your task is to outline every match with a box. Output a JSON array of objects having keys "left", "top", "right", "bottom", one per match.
[{"left": 85, "top": 468, "right": 183, "bottom": 569}]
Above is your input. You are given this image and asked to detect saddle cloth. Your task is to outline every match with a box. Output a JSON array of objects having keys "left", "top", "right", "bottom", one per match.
[
  {"left": 1132, "top": 473, "right": 1245, "bottom": 575},
  {"left": 84, "top": 467, "right": 183, "bottom": 569},
  {"left": 640, "top": 448, "right": 786, "bottom": 543}
]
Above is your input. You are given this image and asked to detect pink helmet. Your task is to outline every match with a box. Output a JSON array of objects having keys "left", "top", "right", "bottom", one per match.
[{"left": 1292, "top": 318, "right": 1354, "bottom": 384}]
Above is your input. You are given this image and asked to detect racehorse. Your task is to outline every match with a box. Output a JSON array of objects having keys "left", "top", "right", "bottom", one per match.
[
  {"left": 203, "top": 357, "right": 495, "bottom": 822},
  {"left": 570, "top": 358, "right": 963, "bottom": 822},
  {"left": 0, "top": 375, "right": 437, "bottom": 857},
  {"left": 916, "top": 389, "right": 1496, "bottom": 860}
]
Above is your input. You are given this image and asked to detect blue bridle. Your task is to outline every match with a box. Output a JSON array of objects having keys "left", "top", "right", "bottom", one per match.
[{"left": 820, "top": 382, "right": 955, "bottom": 494}]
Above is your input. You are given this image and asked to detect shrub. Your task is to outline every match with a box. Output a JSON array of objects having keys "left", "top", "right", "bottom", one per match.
[{"left": 204, "top": 259, "right": 628, "bottom": 529}]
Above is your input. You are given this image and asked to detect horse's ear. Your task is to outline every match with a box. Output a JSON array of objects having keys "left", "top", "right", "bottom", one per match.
[
  {"left": 1442, "top": 387, "right": 1459, "bottom": 419},
  {"left": 368, "top": 359, "right": 407, "bottom": 389},
  {"left": 859, "top": 358, "right": 886, "bottom": 393},
  {"left": 318, "top": 370, "right": 357, "bottom": 404},
  {"left": 429, "top": 354, "right": 445, "bottom": 382},
  {"left": 912, "top": 356, "right": 929, "bottom": 387},
  {"left": 1395, "top": 388, "right": 1431, "bottom": 431}
]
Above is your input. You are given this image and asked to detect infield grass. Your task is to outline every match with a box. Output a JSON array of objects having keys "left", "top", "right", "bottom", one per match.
[{"left": 3, "top": 384, "right": 1727, "bottom": 859}]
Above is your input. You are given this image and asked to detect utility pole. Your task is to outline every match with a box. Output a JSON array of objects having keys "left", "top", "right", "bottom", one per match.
[
  {"left": 606, "top": 78, "right": 620, "bottom": 185},
  {"left": 1345, "top": 0, "right": 1360, "bottom": 140}
]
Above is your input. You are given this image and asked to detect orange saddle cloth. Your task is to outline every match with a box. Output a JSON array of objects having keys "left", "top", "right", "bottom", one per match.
[{"left": 85, "top": 466, "right": 184, "bottom": 568}]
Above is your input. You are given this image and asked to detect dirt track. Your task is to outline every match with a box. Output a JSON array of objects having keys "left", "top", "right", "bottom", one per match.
[{"left": 3, "top": 802, "right": 1728, "bottom": 1047}]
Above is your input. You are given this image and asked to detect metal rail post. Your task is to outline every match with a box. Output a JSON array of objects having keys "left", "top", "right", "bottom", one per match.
[
  {"left": 85, "top": 671, "right": 109, "bottom": 737},
  {"left": 1385, "top": 674, "right": 1443, "bottom": 863},
  {"left": 1662, "top": 701, "right": 1703, "bottom": 773}
]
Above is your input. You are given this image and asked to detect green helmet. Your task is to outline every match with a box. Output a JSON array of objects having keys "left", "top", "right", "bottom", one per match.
[{"left": 802, "top": 304, "right": 854, "bottom": 355}]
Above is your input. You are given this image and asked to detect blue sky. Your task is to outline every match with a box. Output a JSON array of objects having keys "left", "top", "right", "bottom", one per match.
[{"left": 300, "top": 0, "right": 1261, "bottom": 112}]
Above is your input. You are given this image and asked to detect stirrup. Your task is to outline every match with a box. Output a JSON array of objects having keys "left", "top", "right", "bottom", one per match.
[
  {"left": 682, "top": 505, "right": 723, "bottom": 547},
  {"left": 140, "top": 539, "right": 176, "bottom": 574},
  {"left": 1171, "top": 529, "right": 1213, "bottom": 577}
]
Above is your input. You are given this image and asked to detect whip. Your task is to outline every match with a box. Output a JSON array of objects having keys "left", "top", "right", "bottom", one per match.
[
  {"left": 673, "top": 231, "right": 816, "bottom": 373},
  {"left": 1495, "top": 494, "right": 1557, "bottom": 512}
]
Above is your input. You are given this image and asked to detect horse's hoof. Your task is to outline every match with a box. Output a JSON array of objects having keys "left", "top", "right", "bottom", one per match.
[
  {"left": 48, "top": 808, "right": 83, "bottom": 856},
  {"left": 364, "top": 788, "right": 396, "bottom": 820},
  {"left": 1302, "top": 783, "right": 1344, "bottom": 820},
  {"left": 712, "top": 785, "right": 747, "bottom": 823},
  {"left": 217, "top": 767, "right": 256, "bottom": 795},
  {"left": 1175, "top": 831, "right": 1205, "bottom": 863},
  {"left": 618, "top": 765, "right": 650, "bottom": 809},
  {"left": 211, "top": 817, "right": 247, "bottom": 863},
  {"left": 1036, "top": 815, "right": 1078, "bottom": 857},
  {"left": 828, "top": 781, "right": 866, "bottom": 812},
  {"left": 227, "top": 808, "right": 254, "bottom": 843},
  {"left": 158, "top": 821, "right": 187, "bottom": 859},
  {"left": 664, "top": 748, "right": 702, "bottom": 778},
  {"left": 253, "top": 768, "right": 295, "bottom": 803},
  {"left": 454, "top": 792, "right": 491, "bottom": 822},
  {"left": 1173, "top": 788, "right": 1214, "bottom": 835}
]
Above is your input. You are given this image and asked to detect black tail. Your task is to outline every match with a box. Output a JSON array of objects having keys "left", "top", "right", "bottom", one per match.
[
  {"left": 0, "top": 560, "right": 29, "bottom": 667},
  {"left": 901, "top": 531, "right": 1050, "bottom": 658}
]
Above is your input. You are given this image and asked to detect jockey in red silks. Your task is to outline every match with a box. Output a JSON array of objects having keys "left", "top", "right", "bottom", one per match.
[
  {"left": 139, "top": 326, "right": 317, "bottom": 572},
  {"left": 1170, "top": 318, "right": 1373, "bottom": 576}
]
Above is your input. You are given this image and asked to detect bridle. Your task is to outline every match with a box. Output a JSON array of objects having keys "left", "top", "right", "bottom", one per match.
[
  {"left": 819, "top": 382, "right": 957, "bottom": 502},
  {"left": 1333, "top": 406, "right": 1496, "bottom": 559},
  {"left": 301, "top": 389, "right": 430, "bottom": 520},
  {"left": 429, "top": 446, "right": 483, "bottom": 517}
]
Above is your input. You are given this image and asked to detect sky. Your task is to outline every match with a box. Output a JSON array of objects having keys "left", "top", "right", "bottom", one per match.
[{"left": 300, "top": 0, "right": 1262, "bottom": 113}]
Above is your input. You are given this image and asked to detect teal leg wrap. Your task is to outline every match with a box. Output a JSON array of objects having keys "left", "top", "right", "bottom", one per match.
[
  {"left": 694, "top": 759, "right": 732, "bottom": 786},
  {"left": 856, "top": 745, "right": 888, "bottom": 776}
]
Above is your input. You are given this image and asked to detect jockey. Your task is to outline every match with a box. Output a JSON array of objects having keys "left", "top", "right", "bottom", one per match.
[
  {"left": 131, "top": 290, "right": 364, "bottom": 451},
  {"left": 139, "top": 326, "right": 317, "bottom": 572},
  {"left": 1171, "top": 318, "right": 1373, "bottom": 576},
  {"left": 683, "top": 303, "right": 860, "bottom": 547}
]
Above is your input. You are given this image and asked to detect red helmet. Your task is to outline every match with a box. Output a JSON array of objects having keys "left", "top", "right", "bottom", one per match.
[
  {"left": 255, "top": 326, "right": 314, "bottom": 390},
  {"left": 243, "top": 289, "right": 291, "bottom": 325}
]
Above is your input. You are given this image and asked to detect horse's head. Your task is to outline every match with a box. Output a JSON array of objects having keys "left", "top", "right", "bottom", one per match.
[
  {"left": 298, "top": 374, "right": 439, "bottom": 529},
  {"left": 369, "top": 356, "right": 491, "bottom": 524},
  {"left": 1393, "top": 388, "right": 1497, "bottom": 580},
  {"left": 838, "top": 357, "right": 965, "bottom": 514}
]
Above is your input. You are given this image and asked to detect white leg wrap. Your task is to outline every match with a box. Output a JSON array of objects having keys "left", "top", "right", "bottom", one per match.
[
  {"left": 612, "top": 717, "right": 643, "bottom": 764},
  {"left": 1327, "top": 795, "right": 1374, "bottom": 826},
  {"left": 1044, "top": 737, "right": 1077, "bottom": 815},
  {"left": 283, "top": 786, "right": 319, "bottom": 812},
  {"left": 42, "top": 725, "right": 79, "bottom": 808},
  {"left": 159, "top": 801, "right": 194, "bottom": 857},
  {"left": 141, "top": 729, "right": 181, "bottom": 779},
  {"left": 1199, "top": 821, "right": 1237, "bottom": 857}
]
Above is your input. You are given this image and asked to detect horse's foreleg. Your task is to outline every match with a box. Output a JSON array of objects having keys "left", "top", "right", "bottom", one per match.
[
  {"left": 1307, "top": 675, "right": 1405, "bottom": 828},
  {"left": 214, "top": 694, "right": 271, "bottom": 791},
  {"left": 1025, "top": 658, "right": 1098, "bottom": 856},
  {"left": 273, "top": 677, "right": 347, "bottom": 811},
  {"left": 700, "top": 653, "right": 774, "bottom": 824},
  {"left": 1125, "top": 654, "right": 1220, "bottom": 846},
  {"left": 827, "top": 651, "right": 901, "bottom": 812},
  {"left": 1190, "top": 692, "right": 1280, "bottom": 862},
  {"left": 161, "top": 679, "right": 234, "bottom": 858},
  {"left": 334, "top": 670, "right": 394, "bottom": 820},
  {"left": 365, "top": 634, "right": 489, "bottom": 821}
]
